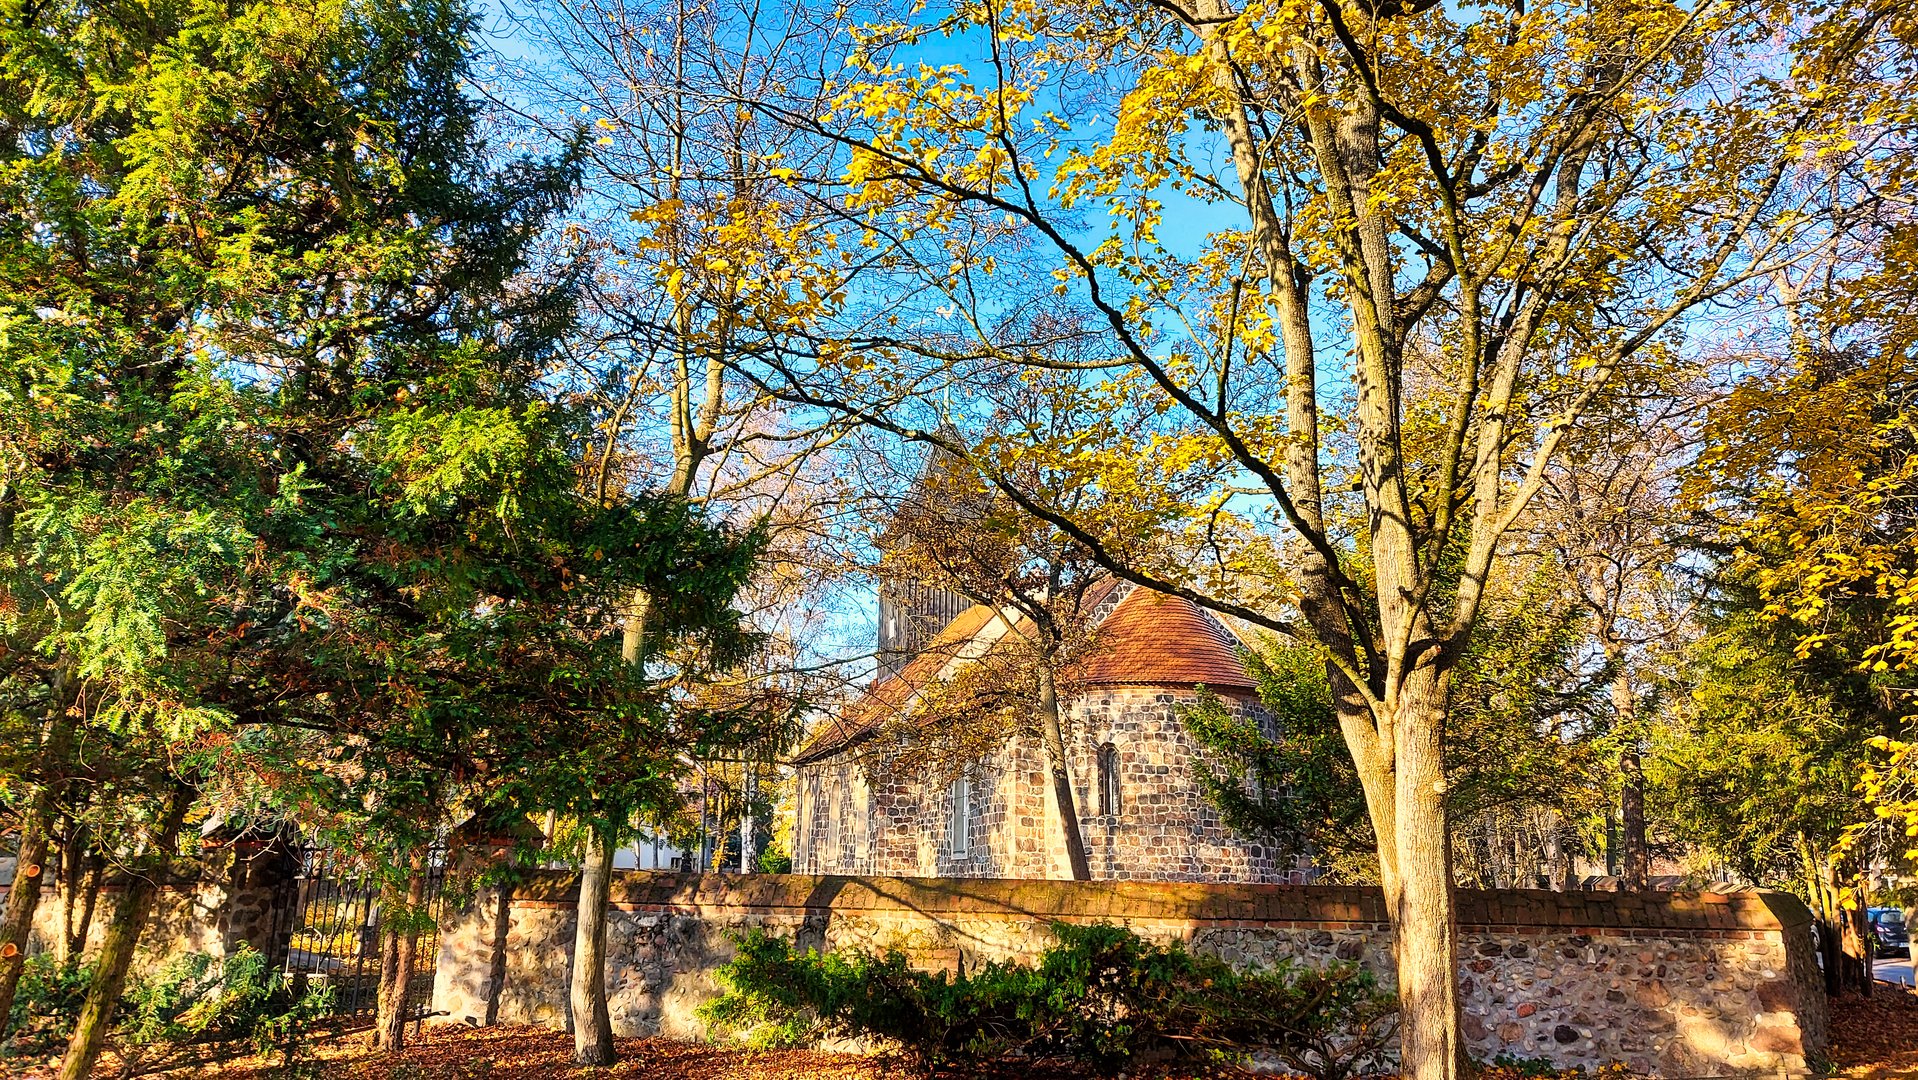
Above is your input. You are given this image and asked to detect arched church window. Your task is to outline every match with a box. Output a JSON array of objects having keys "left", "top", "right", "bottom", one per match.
[
  {"left": 1097, "top": 743, "right": 1120, "bottom": 816},
  {"left": 948, "top": 774, "right": 970, "bottom": 855}
]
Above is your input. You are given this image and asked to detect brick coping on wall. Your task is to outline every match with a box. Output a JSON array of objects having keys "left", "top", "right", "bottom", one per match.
[{"left": 498, "top": 870, "right": 1810, "bottom": 939}]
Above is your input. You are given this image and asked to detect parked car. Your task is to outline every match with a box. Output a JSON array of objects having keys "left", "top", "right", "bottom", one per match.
[{"left": 1870, "top": 907, "right": 1910, "bottom": 958}]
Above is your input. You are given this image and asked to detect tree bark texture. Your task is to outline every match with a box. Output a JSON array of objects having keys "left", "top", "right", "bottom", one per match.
[
  {"left": 375, "top": 923, "right": 399, "bottom": 1043},
  {"left": 1619, "top": 750, "right": 1649, "bottom": 889},
  {"left": 485, "top": 885, "right": 513, "bottom": 1026},
  {"left": 1610, "top": 662, "right": 1649, "bottom": 889},
  {"left": 57, "top": 782, "right": 192, "bottom": 1080},
  {"left": 370, "top": 884, "right": 401, "bottom": 1051},
  {"left": 1843, "top": 871, "right": 1873, "bottom": 998},
  {"left": 1391, "top": 687, "right": 1463, "bottom": 1080},
  {"left": 570, "top": 824, "right": 617, "bottom": 1065},
  {"left": 0, "top": 806, "right": 51, "bottom": 1035},
  {"left": 0, "top": 693, "right": 76, "bottom": 1033},
  {"left": 373, "top": 864, "right": 427, "bottom": 1051},
  {"left": 1036, "top": 666, "right": 1091, "bottom": 880}
]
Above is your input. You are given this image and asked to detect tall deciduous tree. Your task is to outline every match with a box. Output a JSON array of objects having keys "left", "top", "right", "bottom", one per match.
[
  {"left": 507, "top": 0, "right": 855, "bottom": 1059},
  {"left": 1535, "top": 397, "right": 1701, "bottom": 887},
  {"left": 735, "top": 0, "right": 1885, "bottom": 1070},
  {"left": 1671, "top": 63, "right": 1918, "bottom": 987},
  {"left": 875, "top": 385, "right": 1126, "bottom": 881}
]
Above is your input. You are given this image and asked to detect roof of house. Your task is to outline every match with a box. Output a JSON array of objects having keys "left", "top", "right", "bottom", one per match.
[
  {"left": 1075, "top": 587, "right": 1257, "bottom": 690},
  {"left": 792, "top": 583, "right": 1256, "bottom": 765}
]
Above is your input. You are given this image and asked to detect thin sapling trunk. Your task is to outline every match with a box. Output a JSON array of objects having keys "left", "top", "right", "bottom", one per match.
[
  {"left": 57, "top": 782, "right": 193, "bottom": 1080},
  {"left": 1036, "top": 665, "right": 1091, "bottom": 880}
]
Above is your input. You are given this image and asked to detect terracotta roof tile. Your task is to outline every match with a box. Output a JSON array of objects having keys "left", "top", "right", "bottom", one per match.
[{"left": 1077, "top": 587, "right": 1256, "bottom": 692}]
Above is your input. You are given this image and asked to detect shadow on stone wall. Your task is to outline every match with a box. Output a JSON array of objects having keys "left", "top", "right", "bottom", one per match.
[{"left": 428, "top": 871, "right": 1824, "bottom": 1077}]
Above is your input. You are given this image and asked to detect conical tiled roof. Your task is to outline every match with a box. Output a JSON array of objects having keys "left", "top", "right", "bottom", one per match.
[{"left": 1075, "top": 586, "right": 1255, "bottom": 691}]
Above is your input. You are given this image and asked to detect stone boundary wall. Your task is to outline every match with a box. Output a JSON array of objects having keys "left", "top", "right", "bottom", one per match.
[
  {"left": 431, "top": 871, "right": 1827, "bottom": 1077},
  {"left": 1, "top": 841, "right": 298, "bottom": 977}
]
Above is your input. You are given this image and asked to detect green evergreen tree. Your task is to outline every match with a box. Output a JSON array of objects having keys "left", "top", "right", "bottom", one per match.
[
  {"left": 1645, "top": 585, "right": 1897, "bottom": 992},
  {"left": 1183, "top": 568, "right": 1604, "bottom": 886},
  {"left": 0, "top": 1, "right": 773, "bottom": 1069}
]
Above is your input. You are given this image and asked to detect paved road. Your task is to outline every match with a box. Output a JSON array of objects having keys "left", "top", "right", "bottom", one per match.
[{"left": 1876, "top": 955, "right": 1915, "bottom": 987}]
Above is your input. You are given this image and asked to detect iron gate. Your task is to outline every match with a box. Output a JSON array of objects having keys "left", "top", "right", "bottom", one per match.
[{"left": 267, "top": 844, "right": 448, "bottom": 1023}]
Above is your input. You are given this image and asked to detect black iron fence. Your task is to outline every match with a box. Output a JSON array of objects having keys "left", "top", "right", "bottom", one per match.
[{"left": 266, "top": 844, "right": 449, "bottom": 1023}]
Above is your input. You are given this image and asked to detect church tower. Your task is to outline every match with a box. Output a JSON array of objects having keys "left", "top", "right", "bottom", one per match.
[
  {"left": 876, "top": 580, "right": 971, "bottom": 679},
  {"left": 874, "top": 441, "right": 977, "bottom": 680}
]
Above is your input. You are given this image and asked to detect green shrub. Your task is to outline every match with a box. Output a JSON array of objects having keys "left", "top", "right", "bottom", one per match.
[
  {"left": 2, "top": 944, "right": 332, "bottom": 1069},
  {"left": 700, "top": 921, "right": 1398, "bottom": 1078},
  {"left": 1486, "top": 1054, "right": 1568, "bottom": 1078},
  {"left": 0, "top": 953, "right": 93, "bottom": 1060},
  {"left": 118, "top": 943, "right": 334, "bottom": 1067}
]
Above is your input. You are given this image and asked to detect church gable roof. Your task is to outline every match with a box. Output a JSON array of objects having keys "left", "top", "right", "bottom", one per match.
[{"left": 792, "top": 582, "right": 1256, "bottom": 765}]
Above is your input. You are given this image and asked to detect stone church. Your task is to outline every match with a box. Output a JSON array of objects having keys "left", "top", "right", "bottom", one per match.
[{"left": 789, "top": 569, "right": 1311, "bottom": 884}]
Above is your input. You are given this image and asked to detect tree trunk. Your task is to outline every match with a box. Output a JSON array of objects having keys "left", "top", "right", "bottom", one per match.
[
  {"left": 57, "top": 821, "right": 79, "bottom": 959},
  {"left": 1392, "top": 688, "right": 1462, "bottom": 1080},
  {"left": 370, "top": 887, "right": 401, "bottom": 1049},
  {"left": 570, "top": 824, "right": 617, "bottom": 1064},
  {"left": 1799, "top": 834, "right": 1845, "bottom": 995},
  {"left": 1036, "top": 666, "right": 1091, "bottom": 881},
  {"left": 1610, "top": 662, "right": 1649, "bottom": 890},
  {"left": 0, "top": 693, "right": 76, "bottom": 1033},
  {"left": 0, "top": 805, "right": 52, "bottom": 1034},
  {"left": 740, "top": 766, "right": 757, "bottom": 873},
  {"left": 562, "top": 586, "right": 654, "bottom": 1065},
  {"left": 1843, "top": 869, "right": 1873, "bottom": 997},
  {"left": 1557, "top": 819, "right": 1579, "bottom": 891},
  {"left": 485, "top": 885, "right": 513, "bottom": 1026},
  {"left": 1619, "top": 750, "right": 1648, "bottom": 889},
  {"left": 1805, "top": 842, "right": 1871, "bottom": 996},
  {"left": 62, "top": 851, "right": 104, "bottom": 965},
  {"left": 373, "top": 863, "right": 427, "bottom": 1051},
  {"left": 57, "top": 783, "right": 192, "bottom": 1080}
]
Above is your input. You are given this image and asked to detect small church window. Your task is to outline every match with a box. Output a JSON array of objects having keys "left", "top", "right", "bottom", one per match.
[
  {"left": 1097, "top": 743, "right": 1120, "bottom": 816},
  {"left": 948, "top": 774, "right": 970, "bottom": 855}
]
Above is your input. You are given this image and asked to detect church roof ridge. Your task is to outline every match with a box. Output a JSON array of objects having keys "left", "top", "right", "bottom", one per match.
[{"left": 791, "top": 581, "right": 1256, "bottom": 765}]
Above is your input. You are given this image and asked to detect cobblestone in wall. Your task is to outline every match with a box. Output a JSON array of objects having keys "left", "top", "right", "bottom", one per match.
[
  {"left": 796, "top": 688, "right": 1309, "bottom": 884},
  {"left": 431, "top": 872, "right": 1826, "bottom": 1077}
]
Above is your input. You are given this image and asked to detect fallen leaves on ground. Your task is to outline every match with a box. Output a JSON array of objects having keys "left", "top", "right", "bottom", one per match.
[
  {"left": 125, "top": 1025, "right": 885, "bottom": 1080},
  {"left": 1831, "top": 982, "right": 1918, "bottom": 1079},
  {"left": 20, "top": 994, "right": 1911, "bottom": 1080},
  {"left": 100, "top": 1023, "right": 1260, "bottom": 1080}
]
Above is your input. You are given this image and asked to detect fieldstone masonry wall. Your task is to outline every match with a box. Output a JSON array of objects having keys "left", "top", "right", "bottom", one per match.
[
  {"left": 7, "top": 840, "right": 300, "bottom": 977},
  {"left": 796, "top": 687, "right": 1311, "bottom": 884},
  {"left": 432, "top": 871, "right": 1827, "bottom": 1077}
]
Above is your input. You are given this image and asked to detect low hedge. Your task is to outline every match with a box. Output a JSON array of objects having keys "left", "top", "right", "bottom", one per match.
[{"left": 699, "top": 921, "right": 1398, "bottom": 1078}]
